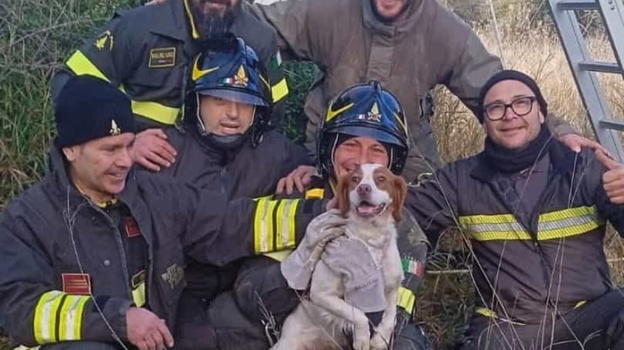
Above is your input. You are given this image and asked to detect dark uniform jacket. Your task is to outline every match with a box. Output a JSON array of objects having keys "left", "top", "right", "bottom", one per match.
[
  {"left": 406, "top": 141, "right": 624, "bottom": 323},
  {"left": 152, "top": 126, "right": 312, "bottom": 299},
  {"left": 0, "top": 147, "right": 322, "bottom": 347},
  {"left": 254, "top": 0, "right": 502, "bottom": 180},
  {"left": 299, "top": 177, "right": 429, "bottom": 317},
  {"left": 52, "top": 0, "right": 287, "bottom": 128}
]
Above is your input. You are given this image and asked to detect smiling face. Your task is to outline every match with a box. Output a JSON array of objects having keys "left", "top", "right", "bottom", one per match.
[
  {"left": 482, "top": 80, "right": 545, "bottom": 151},
  {"left": 332, "top": 136, "right": 390, "bottom": 181},
  {"left": 63, "top": 133, "right": 135, "bottom": 203},
  {"left": 199, "top": 95, "right": 255, "bottom": 136}
]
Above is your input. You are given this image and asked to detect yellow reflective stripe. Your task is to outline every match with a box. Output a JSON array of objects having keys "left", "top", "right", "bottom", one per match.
[
  {"left": 183, "top": 0, "right": 200, "bottom": 39},
  {"left": 459, "top": 206, "right": 603, "bottom": 242},
  {"left": 254, "top": 199, "right": 278, "bottom": 253},
  {"left": 396, "top": 287, "right": 415, "bottom": 314},
  {"left": 271, "top": 78, "right": 288, "bottom": 103},
  {"left": 66, "top": 50, "right": 110, "bottom": 82},
  {"left": 264, "top": 249, "right": 292, "bottom": 262},
  {"left": 305, "top": 188, "right": 325, "bottom": 199},
  {"left": 276, "top": 199, "right": 300, "bottom": 250},
  {"left": 287, "top": 199, "right": 299, "bottom": 249},
  {"left": 13, "top": 346, "right": 40, "bottom": 350},
  {"left": 58, "top": 295, "right": 89, "bottom": 341},
  {"left": 475, "top": 307, "right": 497, "bottom": 318},
  {"left": 275, "top": 200, "right": 287, "bottom": 250},
  {"left": 34, "top": 290, "right": 64, "bottom": 344},
  {"left": 132, "top": 281, "right": 146, "bottom": 307},
  {"left": 254, "top": 198, "right": 268, "bottom": 253},
  {"left": 131, "top": 100, "right": 179, "bottom": 125}
]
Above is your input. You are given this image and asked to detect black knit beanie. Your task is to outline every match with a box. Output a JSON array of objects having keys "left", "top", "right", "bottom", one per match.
[
  {"left": 54, "top": 75, "right": 135, "bottom": 148},
  {"left": 477, "top": 70, "right": 548, "bottom": 123}
]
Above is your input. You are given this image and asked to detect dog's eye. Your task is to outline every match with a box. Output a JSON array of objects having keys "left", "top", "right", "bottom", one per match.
[
  {"left": 351, "top": 176, "right": 360, "bottom": 183},
  {"left": 377, "top": 176, "right": 386, "bottom": 183}
]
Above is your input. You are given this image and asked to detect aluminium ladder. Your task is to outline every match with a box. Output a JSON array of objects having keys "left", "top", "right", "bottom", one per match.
[{"left": 548, "top": 0, "right": 624, "bottom": 161}]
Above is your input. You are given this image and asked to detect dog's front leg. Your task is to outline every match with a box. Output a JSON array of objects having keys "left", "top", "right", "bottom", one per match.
[
  {"left": 371, "top": 241, "right": 403, "bottom": 350},
  {"left": 311, "top": 262, "right": 371, "bottom": 350}
]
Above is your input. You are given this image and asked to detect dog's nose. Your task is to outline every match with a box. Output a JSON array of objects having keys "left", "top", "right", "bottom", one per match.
[{"left": 357, "top": 184, "right": 371, "bottom": 196}]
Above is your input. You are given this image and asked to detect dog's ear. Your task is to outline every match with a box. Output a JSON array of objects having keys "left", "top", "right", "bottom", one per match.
[
  {"left": 335, "top": 173, "right": 351, "bottom": 217},
  {"left": 391, "top": 174, "right": 407, "bottom": 222}
]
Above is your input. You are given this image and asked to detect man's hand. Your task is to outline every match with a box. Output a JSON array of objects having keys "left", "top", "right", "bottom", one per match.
[
  {"left": 280, "top": 209, "right": 346, "bottom": 289},
  {"left": 559, "top": 134, "right": 611, "bottom": 156},
  {"left": 127, "top": 307, "right": 174, "bottom": 350},
  {"left": 596, "top": 150, "right": 624, "bottom": 204},
  {"left": 131, "top": 129, "right": 177, "bottom": 171},
  {"left": 275, "top": 165, "right": 317, "bottom": 195}
]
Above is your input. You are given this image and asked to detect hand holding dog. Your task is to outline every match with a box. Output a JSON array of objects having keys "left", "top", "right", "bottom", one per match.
[{"left": 280, "top": 209, "right": 347, "bottom": 289}]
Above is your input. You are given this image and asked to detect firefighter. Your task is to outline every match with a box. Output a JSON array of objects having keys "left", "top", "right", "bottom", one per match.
[
  {"left": 135, "top": 35, "right": 312, "bottom": 349},
  {"left": 51, "top": 0, "right": 289, "bottom": 172},
  {"left": 0, "top": 75, "right": 328, "bottom": 350},
  {"left": 235, "top": 81, "right": 432, "bottom": 349},
  {"left": 252, "top": 0, "right": 604, "bottom": 183},
  {"left": 404, "top": 70, "right": 624, "bottom": 349}
]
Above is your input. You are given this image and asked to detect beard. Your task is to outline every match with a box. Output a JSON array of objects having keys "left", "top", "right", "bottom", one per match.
[{"left": 191, "top": 0, "right": 242, "bottom": 40}]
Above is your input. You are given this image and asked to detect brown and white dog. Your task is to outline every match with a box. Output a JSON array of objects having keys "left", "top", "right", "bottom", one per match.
[{"left": 272, "top": 163, "right": 407, "bottom": 350}]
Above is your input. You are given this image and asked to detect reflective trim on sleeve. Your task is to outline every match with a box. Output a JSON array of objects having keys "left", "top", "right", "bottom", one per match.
[
  {"left": 305, "top": 188, "right": 325, "bottom": 199},
  {"left": 254, "top": 198, "right": 277, "bottom": 253},
  {"left": 459, "top": 206, "right": 603, "bottom": 242},
  {"left": 130, "top": 100, "right": 180, "bottom": 125},
  {"left": 58, "top": 295, "right": 89, "bottom": 341},
  {"left": 276, "top": 199, "right": 300, "bottom": 250},
  {"left": 66, "top": 50, "right": 110, "bottom": 82},
  {"left": 33, "top": 291, "right": 89, "bottom": 344},
  {"left": 396, "top": 287, "right": 415, "bottom": 314},
  {"left": 271, "top": 78, "right": 289, "bottom": 103}
]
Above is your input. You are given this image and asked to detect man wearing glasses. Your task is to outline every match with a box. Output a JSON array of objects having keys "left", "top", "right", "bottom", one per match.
[{"left": 404, "top": 70, "right": 624, "bottom": 349}]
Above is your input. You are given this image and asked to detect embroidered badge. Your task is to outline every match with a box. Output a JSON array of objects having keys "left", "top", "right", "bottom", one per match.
[
  {"left": 62, "top": 273, "right": 92, "bottom": 295},
  {"left": 161, "top": 264, "right": 184, "bottom": 289},
  {"left": 149, "top": 47, "right": 176, "bottom": 68},
  {"left": 358, "top": 102, "right": 382, "bottom": 123},
  {"left": 110, "top": 120, "right": 121, "bottom": 136},
  {"left": 124, "top": 216, "right": 141, "bottom": 238},
  {"left": 94, "top": 30, "right": 114, "bottom": 51}
]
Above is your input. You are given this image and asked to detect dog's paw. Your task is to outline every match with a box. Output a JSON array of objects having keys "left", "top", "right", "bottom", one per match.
[
  {"left": 352, "top": 327, "right": 371, "bottom": 350},
  {"left": 370, "top": 332, "right": 391, "bottom": 350}
]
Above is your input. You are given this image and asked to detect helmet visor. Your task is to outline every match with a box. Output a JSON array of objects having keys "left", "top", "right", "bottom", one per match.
[
  {"left": 199, "top": 89, "right": 269, "bottom": 107},
  {"left": 327, "top": 125, "right": 406, "bottom": 148}
]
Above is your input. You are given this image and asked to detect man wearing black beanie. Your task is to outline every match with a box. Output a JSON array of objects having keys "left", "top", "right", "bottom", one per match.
[
  {"left": 402, "top": 69, "right": 624, "bottom": 349},
  {"left": 0, "top": 75, "right": 329, "bottom": 350}
]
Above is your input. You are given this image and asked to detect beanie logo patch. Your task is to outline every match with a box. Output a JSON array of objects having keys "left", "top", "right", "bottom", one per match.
[
  {"left": 94, "top": 30, "right": 114, "bottom": 51},
  {"left": 149, "top": 47, "right": 176, "bottom": 68},
  {"left": 110, "top": 120, "right": 122, "bottom": 136},
  {"left": 358, "top": 102, "right": 381, "bottom": 123}
]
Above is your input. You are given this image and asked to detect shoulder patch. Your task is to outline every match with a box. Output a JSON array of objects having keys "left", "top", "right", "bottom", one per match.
[{"left": 94, "top": 30, "right": 114, "bottom": 51}]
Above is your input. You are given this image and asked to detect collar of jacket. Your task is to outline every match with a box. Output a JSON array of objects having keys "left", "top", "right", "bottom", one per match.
[
  {"left": 471, "top": 138, "right": 577, "bottom": 183},
  {"left": 47, "top": 144, "right": 141, "bottom": 211},
  {"left": 361, "top": 0, "right": 424, "bottom": 37},
  {"left": 142, "top": 0, "right": 192, "bottom": 41}
]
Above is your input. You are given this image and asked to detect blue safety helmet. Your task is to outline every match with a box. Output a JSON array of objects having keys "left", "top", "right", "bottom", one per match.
[
  {"left": 318, "top": 81, "right": 409, "bottom": 178},
  {"left": 185, "top": 34, "right": 271, "bottom": 148}
]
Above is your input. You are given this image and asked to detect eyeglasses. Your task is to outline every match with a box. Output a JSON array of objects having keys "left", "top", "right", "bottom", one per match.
[{"left": 484, "top": 96, "right": 537, "bottom": 121}]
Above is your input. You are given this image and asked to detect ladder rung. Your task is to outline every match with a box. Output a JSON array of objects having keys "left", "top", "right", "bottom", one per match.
[
  {"left": 599, "top": 119, "right": 624, "bottom": 131},
  {"left": 578, "top": 60, "right": 624, "bottom": 73},
  {"left": 557, "top": 0, "right": 598, "bottom": 10}
]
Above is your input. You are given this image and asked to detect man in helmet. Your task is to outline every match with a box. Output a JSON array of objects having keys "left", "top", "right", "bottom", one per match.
[
  {"left": 51, "top": 0, "right": 289, "bottom": 172},
  {"left": 135, "top": 35, "right": 313, "bottom": 349},
  {"left": 234, "top": 81, "right": 431, "bottom": 349},
  {"left": 250, "top": 0, "right": 602, "bottom": 184}
]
